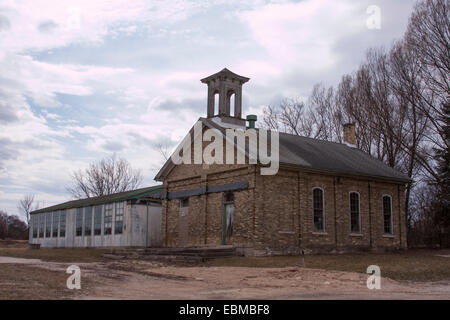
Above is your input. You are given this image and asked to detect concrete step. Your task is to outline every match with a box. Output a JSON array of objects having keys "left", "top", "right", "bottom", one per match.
[{"left": 111, "top": 245, "right": 239, "bottom": 260}]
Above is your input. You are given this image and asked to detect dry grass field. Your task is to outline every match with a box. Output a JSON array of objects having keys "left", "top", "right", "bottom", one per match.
[{"left": 0, "top": 240, "right": 449, "bottom": 299}]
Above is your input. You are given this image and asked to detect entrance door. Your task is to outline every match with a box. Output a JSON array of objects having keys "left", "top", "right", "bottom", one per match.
[
  {"left": 178, "top": 198, "right": 189, "bottom": 247},
  {"left": 222, "top": 192, "right": 235, "bottom": 245}
]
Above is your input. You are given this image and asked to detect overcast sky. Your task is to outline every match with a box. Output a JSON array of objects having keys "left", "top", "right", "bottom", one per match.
[{"left": 0, "top": 0, "right": 416, "bottom": 217}]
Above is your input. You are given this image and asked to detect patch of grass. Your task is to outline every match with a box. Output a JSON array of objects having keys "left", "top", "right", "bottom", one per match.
[
  {"left": 205, "top": 249, "right": 450, "bottom": 282},
  {"left": 0, "top": 264, "right": 93, "bottom": 300},
  {"left": 0, "top": 246, "right": 109, "bottom": 263}
]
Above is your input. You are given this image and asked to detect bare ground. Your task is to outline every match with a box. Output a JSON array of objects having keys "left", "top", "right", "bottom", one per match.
[{"left": 1, "top": 256, "right": 449, "bottom": 300}]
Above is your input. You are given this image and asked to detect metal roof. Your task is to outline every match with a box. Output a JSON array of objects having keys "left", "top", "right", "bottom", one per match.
[
  {"left": 155, "top": 118, "right": 411, "bottom": 183},
  {"left": 200, "top": 68, "right": 250, "bottom": 84},
  {"left": 30, "top": 185, "right": 163, "bottom": 215},
  {"left": 277, "top": 132, "right": 410, "bottom": 182}
]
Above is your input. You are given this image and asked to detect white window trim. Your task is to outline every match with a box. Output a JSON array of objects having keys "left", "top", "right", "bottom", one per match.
[
  {"left": 382, "top": 194, "right": 394, "bottom": 235},
  {"left": 312, "top": 187, "right": 326, "bottom": 233},
  {"left": 349, "top": 191, "right": 362, "bottom": 235}
]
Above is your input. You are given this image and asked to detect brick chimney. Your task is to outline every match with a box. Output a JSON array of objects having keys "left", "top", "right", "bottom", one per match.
[{"left": 343, "top": 123, "right": 356, "bottom": 147}]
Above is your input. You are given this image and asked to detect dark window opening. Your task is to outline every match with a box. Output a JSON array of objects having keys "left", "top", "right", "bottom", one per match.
[
  {"left": 45, "top": 212, "right": 51, "bottom": 238},
  {"left": 180, "top": 198, "right": 189, "bottom": 208},
  {"left": 84, "top": 207, "right": 92, "bottom": 236},
  {"left": 104, "top": 204, "right": 113, "bottom": 235},
  {"left": 350, "top": 192, "right": 360, "bottom": 233},
  {"left": 115, "top": 202, "right": 124, "bottom": 235},
  {"left": 94, "top": 206, "right": 102, "bottom": 235},
  {"left": 32, "top": 216, "right": 38, "bottom": 238},
  {"left": 59, "top": 211, "right": 66, "bottom": 238},
  {"left": 52, "top": 211, "right": 59, "bottom": 237},
  {"left": 313, "top": 188, "right": 324, "bottom": 232},
  {"left": 76, "top": 208, "right": 83, "bottom": 236},
  {"left": 38, "top": 213, "right": 44, "bottom": 238},
  {"left": 383, "top": 196, "right": 393, "bottom": 234}
]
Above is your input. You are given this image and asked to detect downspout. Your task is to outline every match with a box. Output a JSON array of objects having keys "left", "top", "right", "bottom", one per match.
[
  {"left": 333, "top": 177, "right": 338, "bottom": 250},
  {"left": 397, "top": 184, "right": 402, "bottom": 249},
  {"left": 368, "top": 182, "right": 373, "bottom": 249},
  {"left": 146, "top": 201, "right": 149, "bottom": 248}
]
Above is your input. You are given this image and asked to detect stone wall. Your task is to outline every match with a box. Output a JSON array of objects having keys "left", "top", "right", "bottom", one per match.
[{"left": 162, "top": 164, "right": 407, "bottom": 255}]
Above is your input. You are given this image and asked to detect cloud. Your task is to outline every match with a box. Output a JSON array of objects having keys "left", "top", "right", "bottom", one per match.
[
  {"left": 0, "top": 0, "right": 416, "bottom": 216},
  {"left": 0, "top": 15, "right": 11, "bottom": 31},
  {"left": 37, "top": 20, "right": 58, "bottom": 33}
]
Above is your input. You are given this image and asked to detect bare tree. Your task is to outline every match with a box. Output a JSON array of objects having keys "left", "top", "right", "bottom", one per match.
[
  {"left": 67, "top": 155, "right": 143, "bottom": 199},
  {"left": 0, "top": 210, "right": 7, "bottom": 239},
  {"left": 17, "top": 194, "right": 36, "bottom": 226},
  {"left": 406, "top": 0, "right": 449, "bottom": 105},
  {"left": 155, "top": 142, "right": 171, "bottom": 161},
  {"left": 259, "top": 0, "right": 448, "bottom": 246}
]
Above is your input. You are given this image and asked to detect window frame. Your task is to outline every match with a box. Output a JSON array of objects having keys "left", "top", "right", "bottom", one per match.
[
  {"left": 52, "top": 211, "right": 59, "bottom": 238},
  {"left": 38, "top": 213, "right": 44, "bottom": 238},
  {"left": 104, "top": 203, "right": 113, "bottom": 235},
  {"left": 75, "top": 207, "right": 83, "bottom": 237},
  {"left": 382, "top": 195, "right": 393, "bottom": 235},
  {"left": 312, "top": 187, "right": 325, "bottom": 233},
  {"left": 94, "top": 205, "right": 102, "bottom": 236},
  {"left": 84, "top": 207, "right": 92, "bottom": 236},
  {"left": 114, "top": 202, "right": 124, "bottom": 235},
  {"left": 59, "top": 210, "right": 66, "bottom": 238},
  {"left": 180, "top": 198, "right": 189, "bottom": 208},
  {"left": 32, "top": 215, "right": 38, "bottom": 238},
  {"left": 45, "top": 212, "right": 51, "bottom": 238},
  {"left": 349, "top": 191, "right": 361, "bottom": 234}
]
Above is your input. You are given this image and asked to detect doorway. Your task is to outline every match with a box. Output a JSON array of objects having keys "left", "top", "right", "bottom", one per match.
[
  {"left": 222, "top": 192, "right": 234, "bottom": 245},
  {"left": 179, "top": 198, "right": 189, "bottom": 247}
]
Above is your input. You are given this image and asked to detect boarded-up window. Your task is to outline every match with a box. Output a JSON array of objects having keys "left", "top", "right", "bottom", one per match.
[
  {"left": 84, "top": 207, "right": 92, "bottom": 236},
  {"left": 115, "top": 202, "right": 124, "bottom": 234},
  {"left": 52, "top": 211, "right": 59, "bottom": 237},
  {"left": 350, "top": 192, "right": 360, "bottom": 233},
  {"left": 383, "top": 196, "right": 393, "bottom": 234},
  {"left": 94, "top": 206, "right": 102, "bottom": 235},
  {"left": 104, "top": 204, "right": 113, "bottom": 235},
  {"left": 313, "top": 188, "right": 325, "bottom": 232}
]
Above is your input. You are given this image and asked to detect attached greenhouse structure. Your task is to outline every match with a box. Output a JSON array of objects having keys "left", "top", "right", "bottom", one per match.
[{"left": 29, "top": 186, "right": 163, "bottom": 248}]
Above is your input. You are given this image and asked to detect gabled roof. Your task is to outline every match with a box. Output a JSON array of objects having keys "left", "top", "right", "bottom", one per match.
[
  {"left": 30, "top": 185, "right": 163, "bottom": 215},
  {"left": 200, "top": 68, "right": 250, "bottom": 84},
  {"left": 154, "top": 118, "right": 411, "bottom": 183}
]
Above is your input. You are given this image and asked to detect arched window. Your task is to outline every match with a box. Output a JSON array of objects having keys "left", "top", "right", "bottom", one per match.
[
  {"left": 383, "top": 195, "right": 393, "bottom": 234},
  {"left": 313, "top": 188, "right": 325, "bottom": 232},
  {"left": 213, "top": 92, "right": 219, "bottom": 116},
  {"left": 350, "top": 192, "right": 360, "bottom": 233},
  {"left": 229, "top": 92, "right": 235, "bottom": 117}
]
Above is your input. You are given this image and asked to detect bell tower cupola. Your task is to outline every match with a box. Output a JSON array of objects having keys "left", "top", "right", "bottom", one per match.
[{"left": 201, "top": 68, "right": 249, "bottom": 126}]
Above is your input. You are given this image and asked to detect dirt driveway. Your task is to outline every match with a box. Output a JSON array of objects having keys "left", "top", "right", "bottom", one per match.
[{"left": 1, "top": 256, "right": 448, "bottom": 299}]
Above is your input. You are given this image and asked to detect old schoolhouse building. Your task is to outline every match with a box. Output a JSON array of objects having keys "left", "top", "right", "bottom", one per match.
[
  {"left": 155, "top": 68, "right": 410, "bottom": 255},
  {"left": 29, "top": 68, "right": 410, "bottom": 255}
]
